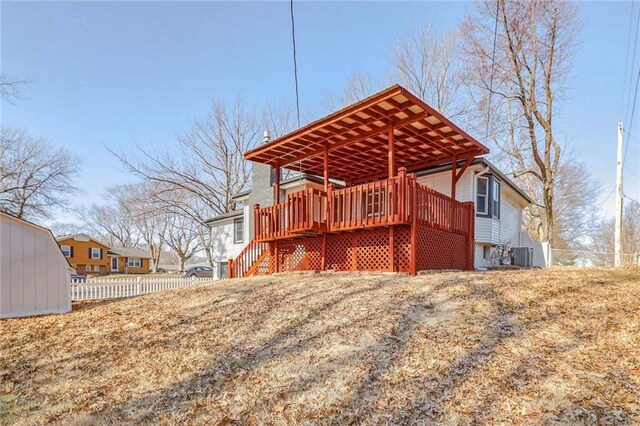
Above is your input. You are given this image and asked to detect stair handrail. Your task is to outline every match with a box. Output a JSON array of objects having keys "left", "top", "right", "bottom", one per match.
[{"left": 228, "top": 239, "right": 270, "bottom": 278}]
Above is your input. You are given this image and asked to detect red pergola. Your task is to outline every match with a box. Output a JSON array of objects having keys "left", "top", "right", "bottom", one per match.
[
  {"left": 246, "top": 84, "right": 489, "bottom": 196},
  {"left": 231, "top": 85, "right": 488, "bottom": 278}
]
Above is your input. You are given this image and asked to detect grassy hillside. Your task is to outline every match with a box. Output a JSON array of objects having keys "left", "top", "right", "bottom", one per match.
[{"left": 1, "top": 268, "right": 639, "bottom": 424}]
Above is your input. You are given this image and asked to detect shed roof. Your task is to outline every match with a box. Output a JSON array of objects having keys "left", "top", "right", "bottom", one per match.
[{"left": 245, "top": 84, "right": 489, "bottom": 184}]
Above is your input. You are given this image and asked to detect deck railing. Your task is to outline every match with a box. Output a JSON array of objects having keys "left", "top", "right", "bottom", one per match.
[
  {"left": 252, "top": 169, "right": 474, "bottom": 241},
  {"left": 330, "top": 173, "right": 410, "bottom": 231},
  {"left": 254, "top": 188, "right": 328, "bottom": 241},
  {"left": 414, "top": 182, "right": 474, "bottom": 235},
  {"left": 228, "top": 240, "right": 270, "bottom": 278}
]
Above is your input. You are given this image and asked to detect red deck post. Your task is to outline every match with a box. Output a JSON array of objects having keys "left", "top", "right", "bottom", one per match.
[
  {"left": 253, "top": 204, "right": 260, "bottom": 240},
  {"left": 388, "top": 126, "right": 395, "bottom": 272},
  {"left": 451, "top": 156, "right": 457, "bottom": 200},
  {"left": 273, "top": 167, "right": 280, "bottom": 273},
  {"left": 465, "top": 201, "right": 475, "bottom": 270},
  {"left": 322, "top": 143, "right": 329, "bottom": 271},
  {"left": 410, "top": 173, "right": 418, "bottom": 275},
  {"left": 228, "top": 258, "right": 234, "bottom": 278}
]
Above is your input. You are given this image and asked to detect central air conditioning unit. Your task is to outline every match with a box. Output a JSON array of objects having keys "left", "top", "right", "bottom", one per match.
[{"left": 511, "top": 247, "right": 534, "bottom": 268}]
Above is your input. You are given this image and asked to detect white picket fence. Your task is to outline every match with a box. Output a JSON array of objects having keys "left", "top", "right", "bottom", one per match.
[{"left": 70, "top": 276, "right": 215, "bottom": 301}]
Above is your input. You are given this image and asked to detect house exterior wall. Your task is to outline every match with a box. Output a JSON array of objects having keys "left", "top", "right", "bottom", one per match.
[
  {"left": 110, "top": 256, "right": 150, "bottom": 274},
  {"left": 1, "top": 213, "right": 72, "bottom": 318},
  {"left": 211, "top": 216, "right": 246, "bottom": 279},
  {"left": 417, "top": 165, "right": 532, "bottom": 268},
  {"left": 57, "top": 237, "right": 110, "bottom": 276}
]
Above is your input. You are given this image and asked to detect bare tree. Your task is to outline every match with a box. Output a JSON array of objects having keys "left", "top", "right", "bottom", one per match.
[
  {"left": 48, "top": 222, "right": 88, "bottom": 238},
  {"left": 113, "top": 97, "right": 260, "bottom": 220},
  {"left": 112, "top": 99, "right": 297, "bottom": 267},
  {"left": 0, "top": 73, "right": 31, "bottom": 102},
  {"left": 0, "top": 127, "right": 79, "bottom": 220},
  {"left": 163, "top": 210, "right": 201, "bottom": 271},
  {"left": 323, "top": 72, "right": 378, "bottom": 112},
  {"left": 80, "top": 202, "right": 140, "bottom": 247},
  {"left": 520, "top": 158, "right": 600, "bottom": 249},
  {"left": 592, "top": 200, "right": 640, "bottom": 265},
  {"left": 122, "top": 182, "right": 168, "bottom": 273},
  {"left": 390, "top": 24, "right": 469, "bottom": 120},
  {"left": 462, "top": 0, "right": 580, "bottom": 246}
]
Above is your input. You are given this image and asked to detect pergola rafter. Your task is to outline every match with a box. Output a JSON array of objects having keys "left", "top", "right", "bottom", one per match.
[{"left": 245, "top": 84, "right": 488, "bottom": 183}]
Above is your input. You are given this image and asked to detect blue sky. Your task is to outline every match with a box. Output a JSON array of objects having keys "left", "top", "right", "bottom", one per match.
[{"left": 1, "top": 1, "right": 639, "bottom": 225}]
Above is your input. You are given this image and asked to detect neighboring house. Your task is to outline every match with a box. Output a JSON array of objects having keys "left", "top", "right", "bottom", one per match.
[
  {"left": 210, "top": 84, "right": 545, "bottom": 277},
  {"left": 108, "top": 246, "right": 152, "bottom": 274},
  {"left": 56, "top": 233, "right": 110, "bottom": 276},
  {"left": 1, "top": 212, "right": 73, "bottom": 318}
]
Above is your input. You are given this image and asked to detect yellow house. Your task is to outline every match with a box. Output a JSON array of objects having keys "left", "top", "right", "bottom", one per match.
[
  {"left": 56, "top": 233, "right": 110, "bottom": 276},
  {"left": 107, "top": 246, "right": 152, "bottom": 274},
  {"left": 56, "top": 234, "right": 152, "bottom": 276}
]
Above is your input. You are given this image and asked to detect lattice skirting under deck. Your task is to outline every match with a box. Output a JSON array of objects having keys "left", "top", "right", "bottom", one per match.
[{"left": 269, "top": 224, "right": 473, "bottom": 274}]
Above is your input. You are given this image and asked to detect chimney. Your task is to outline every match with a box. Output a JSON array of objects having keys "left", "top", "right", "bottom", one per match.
[{"left": 247, "top": 129, "right": 275, "bottom": 238}]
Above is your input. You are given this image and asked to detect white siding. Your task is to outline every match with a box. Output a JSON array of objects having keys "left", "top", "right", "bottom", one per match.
[
  {"left": 0, "top": 213, "right": 72, "bottom": 318},
  {"left": 498, "top": 195, "right": 522, "bottom": 246},
  {"left": 210, "top": 215, "right": 247, "bottom": 279},
  {"left": 416, "top": 169, "right": 473, "bottom": 201},
  {"left": 475, "top": 217, "right": 494, "bottom": 244}
]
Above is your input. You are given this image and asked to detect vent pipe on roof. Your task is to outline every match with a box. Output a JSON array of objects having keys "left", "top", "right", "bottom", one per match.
[{"left": 263, "top": 130, "right": 271, "bottom": 144}]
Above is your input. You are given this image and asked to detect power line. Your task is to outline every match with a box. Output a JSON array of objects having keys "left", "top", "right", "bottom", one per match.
[
  {"left": 623, "top": 193, "right": 640, "bottom": 205},
  {"left": 621, "top": 1, "right": 636, "bottom": 113},
  {"left": 290, "top": 0, "right": 301, "bottom": 127},
  {"left": 623, "top": 62, "right": 640, "bottom": 169},
  {"left": 597, "top": 187, "right": 615, "bottom": 209},
  {"left": 623, "top": 5, "right": 640, "bottom": 128},
  {"left": 485, "top": 0, "right": 501, "bottom": 142}
]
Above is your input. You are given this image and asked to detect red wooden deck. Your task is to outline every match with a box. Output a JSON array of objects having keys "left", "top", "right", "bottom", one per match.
[
  {"left": 229, "top": 169, "right": 475, "bottom": 278},
  {"left": 229, "top": 85, "right": 486, "bottom": 278}
]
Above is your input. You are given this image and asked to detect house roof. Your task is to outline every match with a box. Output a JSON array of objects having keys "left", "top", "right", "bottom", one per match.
[
  {"left": 108, "top": 246, "right": 152, "bottom": 258},
  {"left": 416, "top": 157, "right": 532, "bottom": 204},
  {"left": 203, "top": 209, "right": 244, "bottom": 225},
  {"left": 56, "top": 233, "right": 109, "bottom": 247},
  {"left": 245, "top": 84, "right": 489, "bottom": 184}
]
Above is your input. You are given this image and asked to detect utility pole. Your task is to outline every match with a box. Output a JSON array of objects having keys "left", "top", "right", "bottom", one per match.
[{"left": 615, "top": 121, "right": 624, "bottom": 267}]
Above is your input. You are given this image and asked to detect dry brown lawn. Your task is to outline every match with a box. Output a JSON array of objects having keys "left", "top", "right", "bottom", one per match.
[{"left": 1, "top": 268, "right": 639, "bottom": 425}]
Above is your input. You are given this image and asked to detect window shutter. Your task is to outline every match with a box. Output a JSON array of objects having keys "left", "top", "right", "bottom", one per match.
[
  {"left": 70, "top": 246, "right": 74, "bottom": 258},
  {"left": 100, "top": 248, "right": 103, "bottom": 259},
  {"left": 88, "top": 247, "right": 91, "bottom": 258}
]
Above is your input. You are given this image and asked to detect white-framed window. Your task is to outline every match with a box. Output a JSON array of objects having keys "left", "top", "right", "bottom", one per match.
[
  {"left": 60, "top": 245, "right": 71, "bottom": 257},
  {"left": 90, "top": 247, "right": 101, "bottom": 259},
  {"left": 127, "top": 257, "right": 141, "bottom": 267},
  {"left": 476, "top": 176, "right": 489, "bottom": 215},
  {"left": 483, "top": 245, "right": 491, "bottom": 260},
  {"left": 492, "top": 180, "right": 501, "bottom": 218},
  {"left": 234, "top": 218, "right": 244, "bottom": 244}
]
